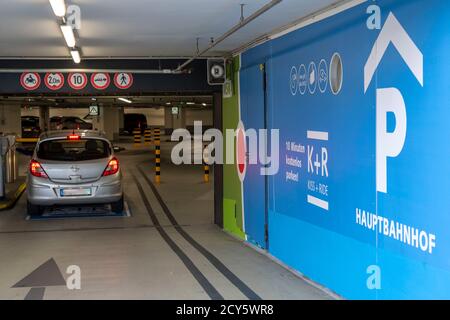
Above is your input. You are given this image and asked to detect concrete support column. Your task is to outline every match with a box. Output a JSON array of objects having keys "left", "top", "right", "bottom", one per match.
[
  {"left": 118, "top": 107, "right": 124, "bottom": 134},
  {"left": 174, "top": 107, "right": 186, "bottom": 131},
  {"left": 39, "top": 106, "right": 50, "bottom": 132},
  {"left": 0, "top": 105, "right": 21, "bottom": 136},
  {"left": 165, "top": 106, "right": 186, "bottom": 135},
  {"left": 164, "top": 107, "right": 173, "bottom": 135},
  {"left": 91, "top": 106, "right": 102, "bottom": 132},
  {"left": 98, "top": 106, "right": 120, "bottom": 141}
]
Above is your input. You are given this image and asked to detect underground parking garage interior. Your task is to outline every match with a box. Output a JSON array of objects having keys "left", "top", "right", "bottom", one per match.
[{"left": 0, "top": 0, "right": 448, "bottom": 310}]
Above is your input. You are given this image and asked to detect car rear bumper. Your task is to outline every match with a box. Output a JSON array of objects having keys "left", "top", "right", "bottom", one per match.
[{"left": 27, "top": 174, "right": 123, "bottom": 206}]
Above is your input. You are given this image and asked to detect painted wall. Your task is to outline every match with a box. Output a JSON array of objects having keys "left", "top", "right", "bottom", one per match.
[
  {"left": 0, "top": 105, "right": 21, "bottom": 135},
  {"left": 21, "top": 107, "right": 40, "bottom": 118},
  {"left": 230, "top": 0, "right": 450, "bottom": 299},
  {"left": 22, "top": 107, "right": 102, "bottom": 131},
  {"left": 21, "top": 106, "right": 165, "bottom": 136},
  {"left": 22, "top": 107, "right": 88, "bottom": 119},
  {"left": 124, "top": 107, "right": 165, "bottom": 127},
  {"left": 185, "top": 109, "right": 213, "bottom": 127},
  {"left": 222, "top": 57, "right": 245, "bottom": 239}
]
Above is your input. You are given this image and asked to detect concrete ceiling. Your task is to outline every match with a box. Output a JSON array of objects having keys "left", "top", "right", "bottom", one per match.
[
  {"left": 0, "top": 0, "right": 340, "bottom": 58},
  {"left": 1, "top": 95, "right": 213, "bottom": 109}
]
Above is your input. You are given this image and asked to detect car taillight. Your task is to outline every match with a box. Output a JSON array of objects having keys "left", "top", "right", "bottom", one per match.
[
  {"left": 67, "top": 134, "right": 80, "bottom": 140},
  {"left": 103, "top": 157, "right": 119, "bottom": 176},
  {"left": 30, "top": 160, "right": 48, "bottom": 178}
]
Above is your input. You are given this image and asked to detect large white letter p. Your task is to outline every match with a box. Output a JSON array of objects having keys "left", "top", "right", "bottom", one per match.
[{"left": 376, "top": 88, "right": 407, "bottom": 193}]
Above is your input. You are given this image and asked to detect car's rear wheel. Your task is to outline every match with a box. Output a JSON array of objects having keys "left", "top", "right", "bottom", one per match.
[
  {"left": 27, "top": 201, "right": 43, "bottom": 217},
  {"left": 111, "top": 196, "right": 124, "bottom": 213}
]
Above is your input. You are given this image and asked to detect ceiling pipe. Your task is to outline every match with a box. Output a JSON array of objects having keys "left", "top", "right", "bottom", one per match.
[
  {"left": 231, "top": 0, "right": 360, "bottom": 56},
  {"left": 0, "top": 56, "right": 221, "bottom": 60},
  {"left": 0, "top": 68, "right": 185, "bottom": 74},
  {"left": 175, "top": 0, "right": 283, "bottom": 72}
]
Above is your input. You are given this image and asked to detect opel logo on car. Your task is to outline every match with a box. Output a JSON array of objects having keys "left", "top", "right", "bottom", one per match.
[{"left": 70, "top": 166, "right": 80, "bottom": 172}]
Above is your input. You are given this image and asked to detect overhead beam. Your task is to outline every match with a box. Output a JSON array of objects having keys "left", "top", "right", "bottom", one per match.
[{"left": 0, "top": 68, "right": 185, "bottom": 74}]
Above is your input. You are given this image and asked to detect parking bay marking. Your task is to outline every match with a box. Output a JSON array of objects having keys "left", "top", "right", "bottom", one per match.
[
  {"left": 137, "top": 166, "right": 261, "bottom": 300},
  {"left": 132, "top": 173, "right": 224, "bottom": 300},
  {"left": 25, "top": 201, "right": 131, "bottom": 220}
]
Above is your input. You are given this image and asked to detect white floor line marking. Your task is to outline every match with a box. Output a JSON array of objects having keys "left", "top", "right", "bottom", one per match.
[{"left": 124, "top": 201, "right": 131, "bottom": 217}]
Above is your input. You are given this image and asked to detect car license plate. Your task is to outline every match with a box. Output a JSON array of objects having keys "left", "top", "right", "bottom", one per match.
[{"left": 60, "top": 188, "right": 92, "bottom": 197}]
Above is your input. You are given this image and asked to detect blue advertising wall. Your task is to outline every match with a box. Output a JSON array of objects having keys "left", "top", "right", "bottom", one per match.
[{"left": 239, "top": 0, "right": 450, "bottom": 299}]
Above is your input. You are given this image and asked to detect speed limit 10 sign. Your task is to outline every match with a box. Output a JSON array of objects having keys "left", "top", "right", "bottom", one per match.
[{"left": 68, "top": 73, "right": 88, "bottom": 90}]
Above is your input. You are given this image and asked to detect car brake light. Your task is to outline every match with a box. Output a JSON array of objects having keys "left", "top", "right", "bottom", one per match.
[
  {"left": 103, "top": 157, "right": 119, "bottom": 176},
  {"left": 30, "top": 160, "right": 48, "bottom": 178},
  {"left": 67, "top": 134, "right": 80, "bottom": 140}
]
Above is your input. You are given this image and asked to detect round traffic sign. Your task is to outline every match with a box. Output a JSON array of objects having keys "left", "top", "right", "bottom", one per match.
[
  {"left": 68, "top": 72, "right": 88, "bottom": 90},
  {"left": 114, "top": 72, "right": 133, "bottom": 89},
  {"left": 44, "top": 73, "right": 65, "bottom": 91},
  {"left": 20, "top": 72, "right": 41, "bottom": 91},
  {"left": 91, "top": 73, "right": 111, "bottom": 90}
]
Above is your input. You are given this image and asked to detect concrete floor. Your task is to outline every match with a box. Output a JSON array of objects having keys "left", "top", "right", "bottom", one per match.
[{"left": 0, "top": 139, "right": 333, "bottom": 300}]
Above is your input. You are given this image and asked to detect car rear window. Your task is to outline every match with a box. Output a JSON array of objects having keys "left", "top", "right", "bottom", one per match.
[
  {"left": 37, "top": 138, "right": 110, "bottom": 161},
  {"left": 126, "top": 114, "right": 146, "bottom": 121},
  {"left": 22, "top": 119, "right": 38, "bottom": 127}
]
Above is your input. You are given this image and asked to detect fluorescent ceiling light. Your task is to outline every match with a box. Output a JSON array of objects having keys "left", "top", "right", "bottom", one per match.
[
  {"left": 166, "top": 102, "right": 171, "bottom": 105},
  {"left": 118, "top": 98, "right": 132, "bottom": 104},
  {"left": 202, "top": 103, "right": 207, "bottom": 106},
  {"left": 186, "top": 102, "right": 195, "bottom": 105},
  {"left": 60, "top": 24, "right": 76, "bottom": 47},
  {"left": 70, "top": 49, "right": 81, "bottom": 63},
  {"left": 49, "top": 0, "right": 66, "bottom": 17}
]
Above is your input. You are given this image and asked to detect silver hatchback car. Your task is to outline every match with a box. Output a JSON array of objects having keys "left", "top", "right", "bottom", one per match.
[{"left": 27, "top": 130, "right": 123, "bottom": 216}]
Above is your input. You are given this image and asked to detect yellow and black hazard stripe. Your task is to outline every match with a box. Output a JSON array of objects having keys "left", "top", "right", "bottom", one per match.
[
  {"left": 155, "top": 139, "right": 161, "bottom": 184},
  {"left": 144, "top": 128, "right": 152, "bottom": 145},
  {"left": 153, "top": 128, "right": 161, "bottom": 144},
  {"left": 153, "top": 128, "right": 161, "bottom": 141},
  {"left": 133, "top": 128, "right": 142, "bottom": 147},
  {"left": 203, "top": 147, "right": 210, "bottom": 183}
]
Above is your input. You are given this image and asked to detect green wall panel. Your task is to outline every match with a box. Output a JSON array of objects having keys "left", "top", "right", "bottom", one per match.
[{"left": 222, "top": 56, "right": 245, "bottom": 239}]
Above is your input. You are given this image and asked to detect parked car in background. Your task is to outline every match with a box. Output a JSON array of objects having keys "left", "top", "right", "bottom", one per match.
[
  {"left": 123, "top": 113, "right": 147, "bottom": 135},
  {"left": 50, "top": 116, "right": 93, "bottom": 130},
  {"left": 26, "top": 130, "right": 123, "bottom": 216},
  {"left": 21, "top": 116, "right": 41, "bottom": 138}
]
